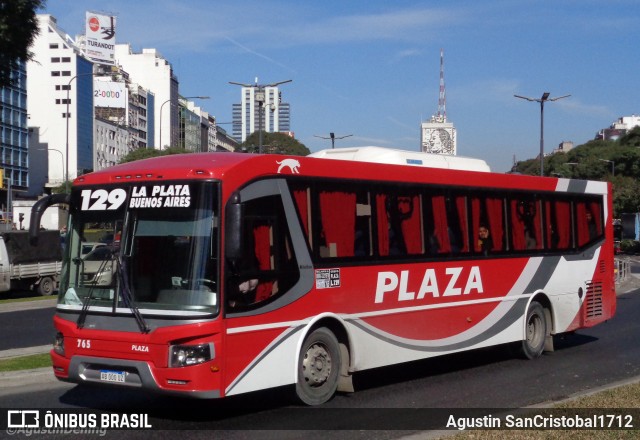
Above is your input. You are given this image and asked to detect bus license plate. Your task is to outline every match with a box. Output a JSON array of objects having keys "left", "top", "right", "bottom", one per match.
[{"left": 100, "top": 370, "right": 125, "bottom": 383}]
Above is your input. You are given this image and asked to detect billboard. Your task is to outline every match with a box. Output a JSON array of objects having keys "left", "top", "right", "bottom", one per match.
[
  {"left": 85, "top": 12, "right": 116, "bottom": 65},
  {"left": 93, "top": 79, "right": 127, "bottom": 108}
]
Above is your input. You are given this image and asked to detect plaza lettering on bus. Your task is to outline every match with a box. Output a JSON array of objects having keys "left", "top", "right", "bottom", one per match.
[
  {"left": 375, "top": 266, "right": 483, "bottom": 303},
  {"left": 130, "top": 184, "right": 191, "bottom": 208}
]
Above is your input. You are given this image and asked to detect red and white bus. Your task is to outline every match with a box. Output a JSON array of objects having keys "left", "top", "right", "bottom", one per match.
[{"left": 31, "top": 146, "right": 616, "bottom": 405}]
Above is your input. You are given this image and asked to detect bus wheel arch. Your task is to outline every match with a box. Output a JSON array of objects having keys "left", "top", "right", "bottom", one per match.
[
  {"left": 520, "top": 295, "right": 553, "bottom": 359},
  {"left": 295, "top": 318, "right": 352, "bottom": 405}
]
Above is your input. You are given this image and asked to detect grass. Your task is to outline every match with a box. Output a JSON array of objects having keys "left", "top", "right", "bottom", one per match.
[
  {"left": 0, "top": 353, "right": 51, "bottom": 372},
  {"left": 0, "top": 295, "right": 55, "bottom": 304},
  {"left": 445, "top": 382, "right": 640, "bottom": 439}
]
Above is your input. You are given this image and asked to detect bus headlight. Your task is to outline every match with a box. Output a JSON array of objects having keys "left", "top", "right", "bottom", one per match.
[
  {"left": 53, "top": 332, "right": 64, "bottom": 356},
  {"left": 169, "top": 343, "right": 214, "bottom": 368}
]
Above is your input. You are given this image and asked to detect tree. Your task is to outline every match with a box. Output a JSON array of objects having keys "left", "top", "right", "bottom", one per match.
[
  {"left": 118, "top": 147, "right": 189, "bottom": 164},
  {"left": 513, "top": 130, "right": 640, "bottom": 216},
  {"left": 51, "top": 180, "right": 71, "bottom": 194},
  {"left": 0, "top": 0, "right": 46, "bottom": 88},
  {"left": 241, "top": 132, "right": 310, "bottom": 156}
]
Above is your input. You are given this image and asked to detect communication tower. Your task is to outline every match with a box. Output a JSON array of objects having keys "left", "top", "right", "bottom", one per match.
[{"left": 421, "top": 49, "right": 457, "bottom": 155}]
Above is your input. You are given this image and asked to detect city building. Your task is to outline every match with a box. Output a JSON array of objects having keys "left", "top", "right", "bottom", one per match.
[
  {"left": 232, "top": 85, "right": 291, "bottom": 143},
  {"left": 421, "top": 116, "right": 457, "bottom": 155},
  {"left": 215, "top": 125, "right": 237, "bottom": 152},
  {"left": 179, "top": 96, "right": 203, "bottom": 151},
  {"left": 552, "top": 141, "right": 574, "bottom": 154},
  {"left": 114, "top": 44, "right": 178, "bottom": 149},
  {"left": 596, "top": 115, "right": 640, "bottom": 141},
  {"left": 420, "top": 49, "right": 457, "bottom": 155},
  {"left": 0, "top": 60, "right": 29, "bottom": 218},
  {"left": 179, "top": 99, "right": 238, "bottom": 153},
  {"left": 28, "top": 14, "right": 95, "bottom": 187},
  {"left": 93, "top": 71, "right": 152, "bottom": 169}
]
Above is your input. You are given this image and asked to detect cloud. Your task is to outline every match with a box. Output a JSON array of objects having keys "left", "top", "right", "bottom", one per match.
[
  {"left": 393, "top": 49, "right": 422, "bottom": 61},
  {"left": 223, "top": 37, "right": 297, "bottom": 74},
  {"left": 107, "top": 2, "right": 466, "bottom": 51}
]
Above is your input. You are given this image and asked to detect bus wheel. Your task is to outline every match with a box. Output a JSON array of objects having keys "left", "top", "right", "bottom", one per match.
[
  {"left": 296, "top": 327, "right": 341, "bottom": 406},
  {"left": 521, "top": 301, "right": 547, "bottom": 359},
  {"left": 37, "top": 277, "right": 54, "bottom": 296}
]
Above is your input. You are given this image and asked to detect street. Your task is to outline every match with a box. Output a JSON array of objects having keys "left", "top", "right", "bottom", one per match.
[{"left": 1, "top": 287, "right": 639, "bottom": 438}]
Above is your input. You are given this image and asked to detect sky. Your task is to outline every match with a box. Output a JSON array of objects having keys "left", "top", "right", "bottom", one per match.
[{"left": 42, "top": 0, "right": 640, "bottom": 172}]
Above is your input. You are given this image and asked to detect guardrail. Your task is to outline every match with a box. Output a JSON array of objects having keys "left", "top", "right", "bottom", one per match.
[{"left": 615, "top": 258, "right": 631, "bottom": 284}]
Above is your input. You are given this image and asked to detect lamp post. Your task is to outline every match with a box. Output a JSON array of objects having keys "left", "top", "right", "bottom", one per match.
[
  {"left": 514, "top": 92, "right": 570, "bottom": 176},
  {"left": 314, "top": 133, "right": 353, "bottom": 149},
  {"left": 598, "top": 159, "right": 614, "bottom": 177},
  {"left": 38, "top": 148, "right": 65, "bottom": 187},
  {"left": 229, "top": 79, "right": 292, "bottom": 153},
  {"left": 159, "top": 96, "right": 209, "bottom": 149},
  {"left": 65, "top": 71, "right": 96, "bottom": 191}
]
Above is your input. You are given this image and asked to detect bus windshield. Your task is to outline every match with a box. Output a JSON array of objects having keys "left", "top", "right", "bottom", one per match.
[{"left": 59, "top": 181, "right": 219, "bottom": 316}]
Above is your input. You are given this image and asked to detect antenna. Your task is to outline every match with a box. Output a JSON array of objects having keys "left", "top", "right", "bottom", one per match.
[{"left": 437, "top": 48, "right": 446, "bottom": 121}]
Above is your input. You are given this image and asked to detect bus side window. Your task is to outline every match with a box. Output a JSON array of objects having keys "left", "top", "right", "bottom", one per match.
[
  {"left": 227, "top": 194, "right": 300, "bottom": 310},
  {"left": 545, "top": 199, "right": 572, "bottom": 250},
  {"left": 318, "top": 190, "right": 357, "bottom": 258},
  {"left": 430, "top": 194, "right": 451, "bottom": 254},
  {"left": 450, "top": 194, "right": 468, "bottom": 253},
  {"left": 510, "top": 198, "right": 542, "bottom": 251},
  {"left": 375, "top": 192, "right": 424, "bottom": 257},
  {"left": 292, "top": 186, "right": 312, "bottom": 249},
  {"left": 576, "top": 199, "right": 603, "bottom": 247},
  {"left": 471, "top": 195, "right": 504, "bottom": 254},
  {"left": 355, "top": 190, "right": 373, "bottom": 257}
]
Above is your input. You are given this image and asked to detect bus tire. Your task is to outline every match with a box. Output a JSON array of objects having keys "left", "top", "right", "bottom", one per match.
[
  {"left": 296, "top": 327, "right": 341, "bottom": 406},
  {"left": 521, "top": 301, "right": 547, "bottom": 359},
  {"left": 37, "top": 276, "right": 55, "bottom": 296}
]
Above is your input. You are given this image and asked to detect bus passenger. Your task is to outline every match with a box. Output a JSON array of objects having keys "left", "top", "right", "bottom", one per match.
[{"left": 477, "top": 224, "right": 493, "bottom": 256}]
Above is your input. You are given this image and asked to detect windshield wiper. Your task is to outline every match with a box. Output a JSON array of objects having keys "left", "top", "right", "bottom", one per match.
[
  {"left": 76, "top": 257, "right": 108, "bottom": 329},
  {"left": 115, "top": 254, "right": 149, "bottom": 333}
]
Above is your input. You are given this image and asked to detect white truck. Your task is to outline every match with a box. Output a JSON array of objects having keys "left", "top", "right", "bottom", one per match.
[{"left": 0, "top": 230, "right": 62, "bottom": 295}]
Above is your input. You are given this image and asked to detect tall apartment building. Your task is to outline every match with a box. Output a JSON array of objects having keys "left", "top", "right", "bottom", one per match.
[
  {"left": 232, "top": 85, "right": 291, "bottom": 143},
  {"left": 114, "top": 44, "right": 178, "bottom": 149},
  {"left": 179, "top": 97, "right": 203, "bottom": 152},
  {"left": 28, "top": 14, "right": 95, "bottom": 186},
  {"left": 0, "top": 61, "right": 29, "bottom": 215}
]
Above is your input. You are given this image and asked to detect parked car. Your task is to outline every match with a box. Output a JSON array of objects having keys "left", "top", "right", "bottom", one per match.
[
  {"left": 81, "top": 246, "right": 116, "bottom": 286},
  {"left": 80, "top": 242, "right": 106, "bottom": 258}
]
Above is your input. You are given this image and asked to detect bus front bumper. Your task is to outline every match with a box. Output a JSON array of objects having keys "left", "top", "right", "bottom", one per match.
[{"left": 51, "top": 351, "right": 221, "bottom": 399}]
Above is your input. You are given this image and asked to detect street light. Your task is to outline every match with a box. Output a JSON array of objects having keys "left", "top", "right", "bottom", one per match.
[
  {"left": 229, "top": 79, "right": 292, "bottom": 153},
  {"left": 514, "top": 92, "right": 571, "bottom": 176},
  {"left": 38, "top": 148, "right": 65, "bottom": 186},
  {"left": 598, "top": 159, "right": 615, "bottom": 176},
  {"left": 159, "top": 96, "right": 209, "bottom": 149},
  {"left": 314, "top": 133, "right": 353, "bottom": 149}
]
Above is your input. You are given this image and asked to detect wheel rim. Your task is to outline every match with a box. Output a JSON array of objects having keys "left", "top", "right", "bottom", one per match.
[
  {"left": 526, "top": 313, "right": 543, "bottom": 348},
  {"left": 302, "top": 342, "right": 332, "bottom": 387}
]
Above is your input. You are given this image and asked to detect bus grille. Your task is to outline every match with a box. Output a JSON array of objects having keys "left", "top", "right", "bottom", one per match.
[{"left": 585, "top": 281, "right": 603, "bottom": 320}]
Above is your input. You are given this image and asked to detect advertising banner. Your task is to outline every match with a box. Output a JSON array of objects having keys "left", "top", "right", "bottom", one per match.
[
  {"left": 85, "top": 12, "right": 116, "bottom": 65},
  {"left": 94, "top": 79, "right": 127, "bottom": 108}
]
